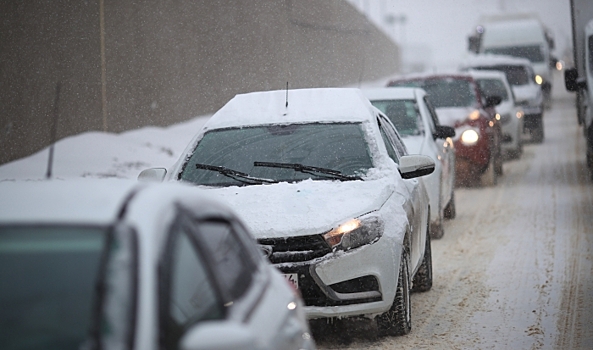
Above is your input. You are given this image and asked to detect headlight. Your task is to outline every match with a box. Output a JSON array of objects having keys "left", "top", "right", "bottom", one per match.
[
  {"left": 460, "top": 129, "right": 479, "bottom": 146},
  {"left": 323, "top": 215, "right": 383, "bottom": 251},
  {"left": 535, "top": 75, "right": 543, "bottom": 85},
  {"left": 469, "top": 110, "right": 480, "bottom": 120},
  {"left": 516, "top": 110, "right": 524, "bottom": 119}
]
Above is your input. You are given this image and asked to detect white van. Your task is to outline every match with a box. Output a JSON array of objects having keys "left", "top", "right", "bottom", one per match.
[{"left": 474, "top": 15, "right": 553, "bottom": 107}]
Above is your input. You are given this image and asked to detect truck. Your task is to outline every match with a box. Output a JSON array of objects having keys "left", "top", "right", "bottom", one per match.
[
  {"left": 564, "top": 0, "right": 593, "bottom": 175},
  {"left": 467, "top": 14, "right": 555, "bottom": 107}
]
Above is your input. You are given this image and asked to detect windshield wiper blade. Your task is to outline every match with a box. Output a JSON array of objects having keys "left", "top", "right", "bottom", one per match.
[
  {"left": 254, "top": 161, "right": 361, "bottom": 181},
  {"left": 195, "top": 163, "right": 276, "bottom": 185}
]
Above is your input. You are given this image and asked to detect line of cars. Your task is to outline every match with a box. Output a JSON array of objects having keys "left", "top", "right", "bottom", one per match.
[
  {"left": 387, "top": 53, "right": 545, "bottom": 187},
  {"left": 1, "top": 53, "right": 544, "bottom": 346}
]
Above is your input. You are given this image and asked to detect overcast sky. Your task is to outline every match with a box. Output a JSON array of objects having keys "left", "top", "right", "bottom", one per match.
[{"left": 346, "top": 0, "right": 572, "bottom": 71}]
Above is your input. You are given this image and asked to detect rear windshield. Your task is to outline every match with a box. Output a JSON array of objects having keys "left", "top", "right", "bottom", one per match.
[
  {"left": 0, "top": 226, "right": 107, "bottom": 349},
  {"left": 389, "top": 78, "right": 477, "bottom": 108},
  {"left": 472, "top": 65, "right": 530, "bottom": 86},
  {"left": 370, "top": 99, "right": 424, "bottom": 136}
]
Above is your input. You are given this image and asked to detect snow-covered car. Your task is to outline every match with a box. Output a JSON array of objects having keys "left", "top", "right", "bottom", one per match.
[
  {"left": 140, "top": 88, "right": 435, "bottom": 336},
  {"left": 0, "top": 180, "right": 314, "bottom": 350},
  {"left": 363, "top": 87, "right": 456, "bottom": 239},
  {"left": 387, "top": 73, "right": 504, "bottom": 186},
  {"left": 469, "top": 69, "right": 525, "bottom": 158},
  {"left": 460, "top": 54, "right": 544, "bottom": 143}
]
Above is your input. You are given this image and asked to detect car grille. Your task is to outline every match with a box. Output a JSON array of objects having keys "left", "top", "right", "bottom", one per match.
[{"left": 258, "top": 234, "right": 332, "bottom": 264}]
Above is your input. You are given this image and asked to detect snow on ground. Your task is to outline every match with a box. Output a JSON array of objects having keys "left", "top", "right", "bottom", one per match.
[{"left": 0, "top": 115, "right": 211, "bottom": 181}]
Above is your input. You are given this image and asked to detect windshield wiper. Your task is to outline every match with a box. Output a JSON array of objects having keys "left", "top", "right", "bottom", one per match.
[
  {"left": 254, "top": 161, "right": 362, "bottom": 181},
  {"left": 195, "top": 163, "right": 276, "bottom": 185}
]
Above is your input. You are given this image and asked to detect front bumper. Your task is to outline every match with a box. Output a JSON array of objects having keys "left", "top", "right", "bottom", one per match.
[{"left": 259, "top": 233, "right": 400, "bottom": 319}]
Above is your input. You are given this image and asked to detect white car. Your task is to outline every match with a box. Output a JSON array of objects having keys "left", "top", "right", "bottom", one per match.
[
  {"left": 469, "top": 69, "right": 525, "bottom": 158},
  {"left": 0, "top": 180, "right": 314, "bottom": 350},
  {"left": 140, "top": 88, "right": 435, "bottom": 336},
  {"left": 460, "top": 54, "right": 544, "bottom": 143},
  {"left": 363, "top": 87, "right": 456, "bottom": 239}
]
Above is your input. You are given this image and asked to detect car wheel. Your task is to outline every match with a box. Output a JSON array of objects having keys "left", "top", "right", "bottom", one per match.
[
  {"left": 480, "top": 157, "right": 497, "bottom": 187},
  {"left": 377, "top": 249, "right": 411, "bottom": 336},
  {"left": 431, "top": 203, "right": 444, "bottom": 239},
  {"left": 412, "top": 226, "right": 433, "bottom": 293},
  {"left": 532, "top": 116, "right": 544, "bottom": 143},
  {"left": 443, "top": 192, "right": 456, "bottom": 219}
]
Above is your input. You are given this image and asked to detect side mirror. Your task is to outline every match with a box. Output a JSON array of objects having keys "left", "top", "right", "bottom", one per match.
[
  {"left": 484, "top": 95, "right": 502, "bottom": 108},
  {"left": 180, "top": 322, "right": 257, "bottom": 350},
  {"left": 138, "top": 168, "right": 167, "bottom": 182},
  {"left": 564, "top": 68, "right": 586, "bottom": 92},
  {"left": 433, "top": 125, "right": 455, "bottom": 140},
  {"left": 399, "top": 155, "right": 435, "bottom": 179}
]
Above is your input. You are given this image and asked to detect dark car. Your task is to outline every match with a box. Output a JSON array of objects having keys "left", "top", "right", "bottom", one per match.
[{"left": 388, "top": 73, "right": 503, "bottom": 186}]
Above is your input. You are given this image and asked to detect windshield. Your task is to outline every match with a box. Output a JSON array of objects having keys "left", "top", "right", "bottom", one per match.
[
  {"left": 484, "top": 45, "right": 545, "bottom": 62},
  {"left": 370, "top": 99, "right": 424, "bottom": 136},
  {"left": 0, "top": 226, "right": 107, "bottom": 349},
  {"left": 179, "top": 122, "right": 373, "bottom": 186},
  {"left": 389, "top": 79, "right": 477, "bottom": 108}
]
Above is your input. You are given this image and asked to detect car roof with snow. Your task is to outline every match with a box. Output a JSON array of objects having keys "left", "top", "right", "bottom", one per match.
[
  {"left": 467, "top": 69, "right": 510, "bottom": 81},
  {"left": 202, "top": 88, "right": 378, "bottom": 130},
  {"left": 0, "top": 179, "right": 234, "bottom": 230},
  {"left": 387, "top": 71, "right": 476, "bottom": 85},
  {"left": 362, "top": 87, "right": 423, "bottom": 101},
  {"left": 460, "top": 54, "right": 533, "bottom": 69}
]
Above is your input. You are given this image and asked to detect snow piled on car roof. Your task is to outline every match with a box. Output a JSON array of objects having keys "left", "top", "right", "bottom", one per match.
[
  {"left": 202, "top": 88, "right": 377, "bottom": 130},
  {"left": 459, "top": 54, "right": 533, "bottom": 69}
]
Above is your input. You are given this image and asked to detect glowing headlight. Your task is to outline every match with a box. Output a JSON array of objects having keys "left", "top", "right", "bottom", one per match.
[
  {"left": 460, "top": 129, "right": 479, "bottom": 145},
  {"left": 535, "top": 75, "right": 543, "bottom": 85},
  {"left": 469, "top": 110, "right": 480, "bottom": 120},
  {"left": 323, "top": 216, "right": 383, "bottom": 250},
  {"left": 516, "top": 110, "right": 524, "bottom": 119}
]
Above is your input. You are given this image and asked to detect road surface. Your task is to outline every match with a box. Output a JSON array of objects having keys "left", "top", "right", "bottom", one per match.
[{"left": 314, "top": 72, "right": 593, "bottom": 349}]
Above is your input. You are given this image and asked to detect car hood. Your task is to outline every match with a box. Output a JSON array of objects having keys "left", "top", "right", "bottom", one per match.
[
  {"left": 434, "top": 106, "right": 474, "bottom": 127},
  {"left": 206, "top": 178, "right": 396, "bottom": 239},
  {"left": 402, "top": 135, "right": 425, "bottom": 155}
]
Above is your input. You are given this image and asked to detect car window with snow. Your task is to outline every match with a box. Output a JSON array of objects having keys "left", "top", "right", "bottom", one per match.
[
  {"left": 473, "top": 65, "right": 530, "bottom": 85},
  {"left": 371, "top": 99, "right": 424, "bottom": 136},
  {"left": 179, "top": 123, "right": 373, "bottom": 186}
]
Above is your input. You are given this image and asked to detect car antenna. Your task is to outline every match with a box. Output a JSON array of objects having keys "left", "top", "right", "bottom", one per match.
[
  {"left": 285, "top": 81, "right": 289, "bottom": 108},
  {"left": 46, "top": 81, "right": 61, "bottom": 179}
]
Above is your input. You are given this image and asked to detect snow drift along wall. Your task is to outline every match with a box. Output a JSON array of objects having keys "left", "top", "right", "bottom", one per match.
[{"left": 0, "top": 0, "right": 400, "bottom": 165}]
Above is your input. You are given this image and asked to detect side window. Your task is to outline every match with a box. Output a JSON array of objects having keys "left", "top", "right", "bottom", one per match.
[
  {"left": 380, "top": 115, "right": 408, "bottom": 156},
  {"left": 197, "top": 220, "right": 256, "bottom": 302},
  {"left": 420, "top": 97, "right": 437, "bottom": 134},
  {"left": 162, "top": 224, "right": 224, "bottom": 349},
  {"left": 424, "top": 97, "right": 442, "bottom": 129},
  {"left": 379, "top": 122, "right": 399, "bottom": 163}
]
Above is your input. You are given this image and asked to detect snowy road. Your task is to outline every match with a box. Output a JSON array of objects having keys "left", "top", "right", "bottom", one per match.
[{"left": 314, "top": 76, "right": 593, "bottom": 349}]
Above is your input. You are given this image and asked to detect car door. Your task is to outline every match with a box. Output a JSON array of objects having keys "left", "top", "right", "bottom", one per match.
[
  {"left": 423, "top": 95, "right": 454, "bottom": 207},
  {"left": 377, "top": 114, "right": 424, "bottom": 271}
]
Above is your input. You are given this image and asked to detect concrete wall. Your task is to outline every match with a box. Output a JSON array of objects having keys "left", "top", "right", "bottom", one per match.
[{"left": 0, "top": 0, "right": 400, "bottom": 165}]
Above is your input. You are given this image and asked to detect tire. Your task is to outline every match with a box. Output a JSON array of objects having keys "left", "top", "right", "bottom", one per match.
[
  {"left": 480, "top": 157, "right": 497, "bottom": 187},
  {"left": 412, "top": 230, "right": 433, "bottom": 293},
  {"left": 532, "top": 117, "right": 544, "bottom": 143},
  {"left": 443, "top": 192, "right": 456, "bottom": 219},
  {"left": 431, "top": 202, "right": 444, "bottom": 239},
  {"left": 377, "top": 250, "right": 411, "bottom": 336}
]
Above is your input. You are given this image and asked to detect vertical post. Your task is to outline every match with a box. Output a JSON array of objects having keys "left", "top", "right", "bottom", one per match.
[{"left": 100, "top": 0, "right": 108, "bottom": 132}]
